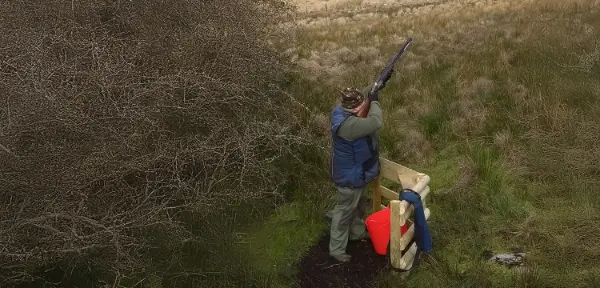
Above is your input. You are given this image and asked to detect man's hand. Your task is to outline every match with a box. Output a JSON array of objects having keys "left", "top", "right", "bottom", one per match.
[
  {"left": 352, "top": 99, "right": 370, "bottom": 114},
  {"left": 368, "top": 90, "right": 379, "bottom": 102}
]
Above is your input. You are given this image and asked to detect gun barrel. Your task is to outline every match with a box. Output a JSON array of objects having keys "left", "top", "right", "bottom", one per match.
[{"left": 369, "top": 37, "right": 412, "bottom": 94}]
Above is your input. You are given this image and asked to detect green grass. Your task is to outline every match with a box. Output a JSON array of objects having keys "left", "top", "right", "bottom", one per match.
[
  {"left": 243, "top": 201, "right": 327, "bottom": 287},
  {"left": 230, "top": 1, "right": 600, "bottom": 287}
]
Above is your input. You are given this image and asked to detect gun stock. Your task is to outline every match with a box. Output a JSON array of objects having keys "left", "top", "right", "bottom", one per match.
[
  {"left": 357, "top": 100, "right": 369, "bottom": 118},
  {"left": 357, "top": 37, "right": 412, "bottom": 118}
]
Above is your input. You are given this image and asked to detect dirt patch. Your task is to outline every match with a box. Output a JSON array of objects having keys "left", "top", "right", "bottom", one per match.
[{"left": 296, "top": 230, "right": 390, "bottom": 288}]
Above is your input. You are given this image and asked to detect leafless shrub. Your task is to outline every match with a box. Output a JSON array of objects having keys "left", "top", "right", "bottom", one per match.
[{"left": 0, "top": 0, "right": 307, "bottom": 286}]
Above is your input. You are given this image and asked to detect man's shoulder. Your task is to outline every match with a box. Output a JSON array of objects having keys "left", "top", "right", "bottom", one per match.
[
  {"left": 331, "top": 106, "right": 356, "bottom": 132},
  {"left": 331, "top": 105, "right": 354, "bottom": 119},
  {"left": 336, "top": 113, "right": 359, "bottom": 131}
]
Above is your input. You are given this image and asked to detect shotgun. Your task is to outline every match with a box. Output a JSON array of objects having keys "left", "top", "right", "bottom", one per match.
[
  {"left": 357, "top": 37, "right": 413, "bottom": 118},
  {"left": 359, "top": 38, "right": 412, "bottom": 214}
]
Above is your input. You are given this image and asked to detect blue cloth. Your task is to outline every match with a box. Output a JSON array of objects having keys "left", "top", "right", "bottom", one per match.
[
  {"left": 330, "top": 105, "right": 380, "bottom": 188},
  {"left": 399, "top": 189, "right": 432, "bottom": 253}
]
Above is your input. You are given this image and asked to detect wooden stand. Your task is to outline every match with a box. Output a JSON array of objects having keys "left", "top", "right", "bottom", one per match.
[{"left": 371, "top": 157, "right": 432, "bottom": 271}]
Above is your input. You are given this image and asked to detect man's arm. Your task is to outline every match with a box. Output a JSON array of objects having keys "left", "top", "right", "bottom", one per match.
[{"left": 337, "top": 101, "right": 383, "bottom": 141}]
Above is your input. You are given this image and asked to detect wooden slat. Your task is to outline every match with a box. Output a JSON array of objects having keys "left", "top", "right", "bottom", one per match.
[
  {"left": 398, "top": 242, "right": 418, "bottom": 270},
  {"left": 379, "top": 184, "right": 430, "bottom": 213},
  {"left": 389, "top": 200, "right": 404, "bottom": 269},
  {"left": 372, "top": 178, "right": 382, "bottom": 212},
  {"left": 410, "top": 175, "right": 430, "bottom": 194},
  {"left": 379, "top": 157, "right": 420, "bottom": 188},
  {"left": 381, "top": 184, "right": 431, "bottom": 203},
  {"left": 420, "top": 186, "right": 431, "bottom": 200},
  {"left": 380, "top": 185, "right": 398, "bottom": 200}
]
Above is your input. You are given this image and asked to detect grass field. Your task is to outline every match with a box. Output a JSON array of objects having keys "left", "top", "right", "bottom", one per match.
[
  {"left": 241, "top": 0, "right": 600, "bottom": 287},
  {"left": 6, "top": 1, "right": 597, "bottom": 287}
]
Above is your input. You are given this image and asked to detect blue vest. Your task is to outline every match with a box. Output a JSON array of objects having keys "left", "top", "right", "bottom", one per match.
[{"left": 330, "top": 105, "right": 380, "bottom": 188}]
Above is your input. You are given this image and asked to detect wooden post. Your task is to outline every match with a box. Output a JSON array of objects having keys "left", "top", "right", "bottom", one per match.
[
  {"left": 372, "top": 178, "right": 382, "bottom": 212},
  {"left": 397, "top": 175, "right": 430, "bottom": 218},
  {"left": 390, "top": 200, "right": 404, "bottom": 268}
]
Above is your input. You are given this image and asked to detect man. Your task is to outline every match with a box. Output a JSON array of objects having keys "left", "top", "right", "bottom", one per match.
[{"left": 327, "top": 84, "right": 384, "bottom": 263}]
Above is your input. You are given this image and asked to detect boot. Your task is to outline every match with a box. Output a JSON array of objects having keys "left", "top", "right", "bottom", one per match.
[{"left": 331, "top": 253, "right": 351, "bottom": 263}]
